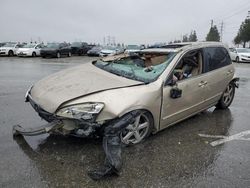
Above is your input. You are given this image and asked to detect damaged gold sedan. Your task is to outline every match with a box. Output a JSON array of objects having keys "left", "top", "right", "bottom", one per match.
[
  {"left": 16, "top": 42, "right": 238, "bottom": 142},
  {"left": 13, "top": 42, "right": 239, "bottom": 179}
]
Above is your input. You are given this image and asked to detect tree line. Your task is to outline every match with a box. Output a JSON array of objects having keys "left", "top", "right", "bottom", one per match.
[{"left": 173, "top": 15, "right": 250, "bottom": 47}]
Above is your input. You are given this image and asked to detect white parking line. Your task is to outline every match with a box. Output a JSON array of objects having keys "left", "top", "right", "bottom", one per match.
[{"left": 198, "top": 130, "right": 250, "bottom": 146}]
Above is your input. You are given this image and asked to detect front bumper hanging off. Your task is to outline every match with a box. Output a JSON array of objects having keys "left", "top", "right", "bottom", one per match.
[{"left": 13, "top": 120, "right": 63, "bottom": 137}]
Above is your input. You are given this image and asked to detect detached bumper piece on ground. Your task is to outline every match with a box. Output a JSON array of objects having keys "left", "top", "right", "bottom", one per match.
[{"left": 12, "top": 110, "right": 140, "bottom": 180}]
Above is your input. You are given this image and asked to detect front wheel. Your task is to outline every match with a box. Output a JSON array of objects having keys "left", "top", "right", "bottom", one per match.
[
  {"left": 120, "top": 110, "right": 153, "bottom": 145},
  {"left": 56, "top": 52, "right": 61, "bottom": 58},
  {"left": 216, "top": 82, "right": 235, "bottom": 109},
  {"left": 236, "top": 56, "right": 239, "bottom": 63},
  {"left": 32, "top": 52, "right": 36, "bottom": 57},
  {"left": 8, "top": 50, "right": 14, "bottom": 56}
]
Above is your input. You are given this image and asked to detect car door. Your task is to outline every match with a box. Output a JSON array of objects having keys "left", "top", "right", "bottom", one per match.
[
  {"left": 201, "top": 47, "right": 234, "bottom": 107},
  {"left": 58, "top": 43, "right": 65, "bottom": 54},
  {"left": 160, "top": 49, "right": 209, "bottom": 129}
]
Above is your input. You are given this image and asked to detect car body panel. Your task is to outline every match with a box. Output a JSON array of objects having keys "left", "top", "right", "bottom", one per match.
[
  {"left": 161, "top": 74, "right": 208, "bottom": 129},
  {"left": 27, "top": 42, "right": 237, "bottom": 135},
  {"left": 17, "top": 44, "right": 43, "bottom": 57},
  {"left": 64, "top": 80, "right": 163, "bottom": 130},
  {"left": 30, "top": 62, "right": 143, "bottom": 113},
  {"left": 40, "top": 43, "right": 71, "bottom": 57},
  {"left": 0, "top": 43, "right": 24, "bottom": 56}
]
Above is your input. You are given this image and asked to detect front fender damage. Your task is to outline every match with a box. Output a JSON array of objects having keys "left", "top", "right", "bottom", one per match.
[
  {"left": 87, "top": 110, "right": 141, "bottom": 180},
  {"left": 12, "top": 110, "right": 141, "bottom": 180}
]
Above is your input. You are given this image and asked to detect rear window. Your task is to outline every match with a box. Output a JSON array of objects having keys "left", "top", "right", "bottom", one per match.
[{"left": 203, "top": 47, "right": 231, "bottom": 72}]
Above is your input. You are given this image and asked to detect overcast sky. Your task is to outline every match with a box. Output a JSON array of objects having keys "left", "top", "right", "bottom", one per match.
[{"left": 1, "top": 0, "right": 250, "bottom": 46}]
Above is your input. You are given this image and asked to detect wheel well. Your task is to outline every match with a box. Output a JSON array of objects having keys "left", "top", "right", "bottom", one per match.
[
  {"left": 231, "top": 77, "right": 239, "bottom": 88},
  {"left": 119, "top": 109, "right": 155, "bottom": 130}
]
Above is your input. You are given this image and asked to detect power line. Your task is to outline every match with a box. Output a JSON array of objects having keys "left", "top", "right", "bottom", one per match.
[{"left": 220, "top": 21, "right": 224, "bottom": 42}]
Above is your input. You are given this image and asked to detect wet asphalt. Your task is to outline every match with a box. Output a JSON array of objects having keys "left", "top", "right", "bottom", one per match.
[{"left": 0, "top": 56, "right": 249, "bottom": 188}]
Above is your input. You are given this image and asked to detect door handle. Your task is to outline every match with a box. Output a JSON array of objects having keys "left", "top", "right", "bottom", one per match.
[{"left": 198, "top": 81, "right": 207, "bottom": 87}]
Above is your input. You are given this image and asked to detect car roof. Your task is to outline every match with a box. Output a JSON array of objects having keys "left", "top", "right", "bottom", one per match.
[{"left": 142, "top": 42, "right": 226, "bottom": 54}]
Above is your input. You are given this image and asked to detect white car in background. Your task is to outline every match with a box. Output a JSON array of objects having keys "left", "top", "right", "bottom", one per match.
[
  {"left": 99, "top": 46, "right": 124, "bottom": 57},
  {"left": 0, "top": 42, "right": 25, "bottom": 56},
  {"left": 229, "top": 47, "right": 250, "bottom": 63},
  {"left": 125, "top": 45, "right": 141, "bottom": 53},
  {"left": 17, "top": 43, "right": 44, "bottom": 57}
]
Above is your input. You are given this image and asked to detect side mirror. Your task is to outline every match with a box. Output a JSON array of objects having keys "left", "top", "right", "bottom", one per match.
[{"left": 170, "top": 87, "right": 182, "bottom": 99}]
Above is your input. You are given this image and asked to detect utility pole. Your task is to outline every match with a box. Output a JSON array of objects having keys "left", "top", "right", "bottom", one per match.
[
  {"left": 247, "top": 11, "right": 250, "bottom": 19},
  {"left": 211, "top": 19, "right": 213, "bottom": 28},
  {"left": 220, "top": 21, "right": 224, "bottom": 42}
]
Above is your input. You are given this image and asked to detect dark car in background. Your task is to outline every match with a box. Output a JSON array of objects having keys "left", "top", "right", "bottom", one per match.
[
  {"left": 71, "top": 42, "right": 93, "bottom": 56},
  {"left": 87, "top": 46, "right": 102, "bottom": 56},
  {"left": 41, "top": 43, "right": 71, "bottom": 58}
]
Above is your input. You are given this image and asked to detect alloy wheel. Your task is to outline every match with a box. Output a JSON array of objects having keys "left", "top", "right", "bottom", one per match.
[
  {"left": 120, "top": 112, "right": 150, "bottom": 145},
  {"left": 222, "top": 84, "right": 234, "bottom": 106}
]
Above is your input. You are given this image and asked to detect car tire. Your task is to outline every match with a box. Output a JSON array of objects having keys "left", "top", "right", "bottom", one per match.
[
  {"left": 68, "top": 51, "right": 72, "bottom": 57},
  {"left": 32, "top": 52, "right": 36, "bottom": 57},
  {"left": 120, "top": 110, "right": 154, "bottom": 145},
  {"left": 216, "top": 82, "right": 235, "bottom": 109},
  {"left": 8, "top": 50, "right": 14, "bottom": 56},
  {"left": 236, "top": 56, "right": 239, "bottom": 63},
  {"left": 56, "top": 52, "right": 61, "bottom": 58}
]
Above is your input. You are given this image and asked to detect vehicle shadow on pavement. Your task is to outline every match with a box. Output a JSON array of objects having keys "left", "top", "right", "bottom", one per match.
[{"left": 13, "top": 108, "right": 233, "bottom": 187}]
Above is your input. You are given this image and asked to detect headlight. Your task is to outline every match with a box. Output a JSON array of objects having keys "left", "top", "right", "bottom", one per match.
[{"left": 56, "top": 103, "right": 104, "bottom": 120}]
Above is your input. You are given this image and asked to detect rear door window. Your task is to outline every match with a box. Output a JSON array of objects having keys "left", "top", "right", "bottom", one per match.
[{"left": 203, "top": 47, "right": 231, "bottom": 72}]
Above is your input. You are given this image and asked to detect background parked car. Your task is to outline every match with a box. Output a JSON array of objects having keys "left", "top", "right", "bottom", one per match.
[
  {"left": 41, "top": 43, "right": 72, "bottom": 58},
  {"left": 125, "top": 45, "right": 141, "bottom": 53},
  {"left": 17, "top": 43, "right": 44, "bottom": 57},
  {"left": 87, "top": 46, "right": 102, "bottom": 56},
  {"left": 229, "top": 48, "right": 237, "bottom": 62},
  {"left": 99, "top": 46, "right": 124, "bottom": 57},
  {"left": 232, "top": 48, "right": 250, "bottom": 63},
  {"left": 0, "top": 42, "right": 25, "bottom": 56},
  {"left": 71, "top": 42, "right": 93, "bottom": 56}
]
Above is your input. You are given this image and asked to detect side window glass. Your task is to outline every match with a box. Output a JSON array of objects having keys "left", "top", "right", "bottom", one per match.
[
  {"left": 167, "top": 50, "right": 203, "bottom": 85},
  {"left": 203, "top": 47, "right": 231, "bottom": 72}
]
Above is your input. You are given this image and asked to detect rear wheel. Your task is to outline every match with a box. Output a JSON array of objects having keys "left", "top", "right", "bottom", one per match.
[
  {"left": 216, "top": 82, "right": 235, "bottom": 109},
  {"left": 8, "top": 50, "right": 14, "bottom": 56},
  {"left": 120, "top": 110, "right": 153, "bottom": 145}
]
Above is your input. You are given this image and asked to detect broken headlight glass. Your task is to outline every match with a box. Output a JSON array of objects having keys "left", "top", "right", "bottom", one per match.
[{"left": 56, "top": 103, "right": 104, "bottom": 121}]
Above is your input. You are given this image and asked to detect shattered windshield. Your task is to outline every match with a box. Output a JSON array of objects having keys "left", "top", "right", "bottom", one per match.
[{"left": 94, "top": 52, "right": 176, "bottom": 83}]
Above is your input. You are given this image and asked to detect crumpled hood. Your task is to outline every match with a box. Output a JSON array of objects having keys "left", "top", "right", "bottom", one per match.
[{"left": 30, "top": 62, "right": 143, "bottom": 113}]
